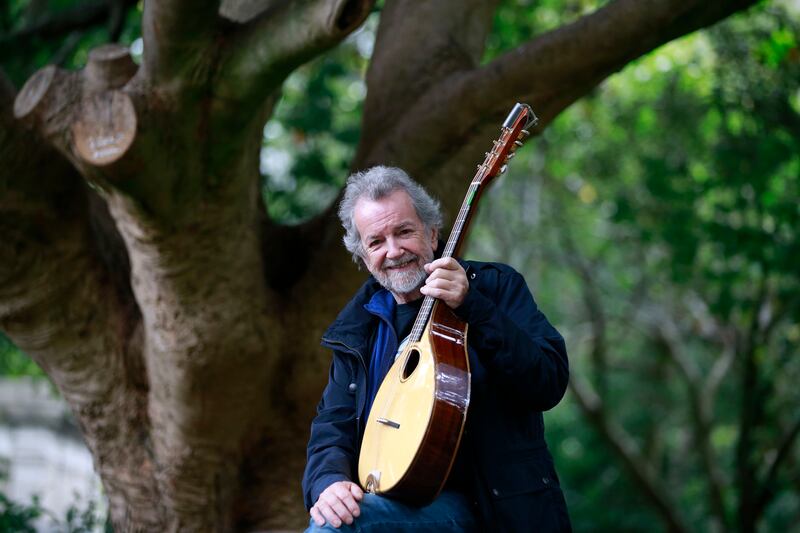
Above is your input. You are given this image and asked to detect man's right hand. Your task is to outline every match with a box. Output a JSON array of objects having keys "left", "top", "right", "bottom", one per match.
[{"left": 310, "top": 481, "right": 364, "bottom": 528}]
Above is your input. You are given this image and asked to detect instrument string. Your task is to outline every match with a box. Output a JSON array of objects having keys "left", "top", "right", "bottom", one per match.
[
  {"left": 369, "top": 124, "right": 509, "bottom": 475},
  {"left": 372, "top": 179, "right": 484, "bottom": 418},
  {"left": 370, "top": 176, "right": 482, "bottom": 476}
]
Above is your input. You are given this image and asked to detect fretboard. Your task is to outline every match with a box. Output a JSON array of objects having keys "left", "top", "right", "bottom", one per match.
[
  {"left": 408, "top": 178, "right": 482, "bottom": 343},
  {"left": 406, "top": 102, "right": 537, "bottom": 342}
]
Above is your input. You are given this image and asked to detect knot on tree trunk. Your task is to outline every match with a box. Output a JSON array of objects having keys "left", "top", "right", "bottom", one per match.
[
  {"left": 84, "top": 44, "right": 138, "bottom": 92},
  {"left": 13, "top": 44, "right": 139, "bottom": 168},
  {"left": 72, "top": 90, "right": 137, "bottom": 166},
  {"left": 13, "top": 65, "right": 79, "bottom": 138}
]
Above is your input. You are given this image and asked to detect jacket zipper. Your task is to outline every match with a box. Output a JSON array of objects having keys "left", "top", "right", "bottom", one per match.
[{"left": 320, "top": 337, "right": 368, "bottom": 447}]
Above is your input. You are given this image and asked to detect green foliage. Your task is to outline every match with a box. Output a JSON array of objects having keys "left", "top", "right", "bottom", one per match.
[
  {"left": 0, "top": 465, "right": 106, "bottom": 533},
  {"left": 0, "top": 492, "right": 41, "bottom": 533},
  {"left": 470, "top": 2, "right": 800, "bottom": 530},
  {"left": 60, "top": 498, "right": 107, "bottom": 533},
  {"left": 261, "top": 15, "right": 375, "bottom": 224},
  {"left": 0, "top": 490, "right": 107, "bottom": 533},
  {"left": 0, "top": 0, "right": 143, "bottom": 87},
  {"left": 0, "top": 333, "right": 43, "bottom": 378},
  {"left": 484, "top": 0, "right": 604, "bottom": 62}
]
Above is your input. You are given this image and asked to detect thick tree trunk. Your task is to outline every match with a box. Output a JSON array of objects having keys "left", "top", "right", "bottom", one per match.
[{"left": 0, "top": 0, "right": 761, "bottom": 530}]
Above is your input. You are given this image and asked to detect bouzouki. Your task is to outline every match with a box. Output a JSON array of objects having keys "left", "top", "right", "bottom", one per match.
[{"left": 357, "top": 103, "right": 539, "bottom": 504}]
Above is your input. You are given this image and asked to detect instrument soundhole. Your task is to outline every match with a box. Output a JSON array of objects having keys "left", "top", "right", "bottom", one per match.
[{"left": 401, "top": 349, "right": 420, "bottom": 380}]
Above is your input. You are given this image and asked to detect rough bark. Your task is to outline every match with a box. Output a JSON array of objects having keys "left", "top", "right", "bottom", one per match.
[
  {"left": 0, "top": 0, "right": 762, "bottom": 530},
  {"left": 1, "top": 70, "right": 160, "bottom": 528}
]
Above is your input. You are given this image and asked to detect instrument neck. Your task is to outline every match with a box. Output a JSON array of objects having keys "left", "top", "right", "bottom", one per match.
[{"left": 409, "top": 179, "right": 483, "bottom": 342}]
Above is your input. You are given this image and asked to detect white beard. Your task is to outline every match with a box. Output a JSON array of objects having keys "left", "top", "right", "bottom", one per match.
[{"left": 373, "top": 250, "right": 432, "bottom": 296}]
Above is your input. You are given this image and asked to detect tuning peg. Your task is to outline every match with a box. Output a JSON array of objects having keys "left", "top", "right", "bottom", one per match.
[
  {"left": 520, "top": 129, "right": 530, "bottom": 137},
  {"left": 500, "top": 165, "right": 508, "bottom": 174},
  {"left": 507, "top": 152, "right": 516, "bottom": 159},
  {"left": 514, "top": 140, "right": 523, "bottom": 147}
]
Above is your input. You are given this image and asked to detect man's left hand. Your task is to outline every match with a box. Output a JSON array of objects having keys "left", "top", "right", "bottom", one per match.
[{"left": 421, "top": 258, "right": 469, "bottom": 309}]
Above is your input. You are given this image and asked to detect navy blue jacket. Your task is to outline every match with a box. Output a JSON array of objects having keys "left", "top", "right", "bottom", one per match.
[{"left": 302, "top": 260, "right": 572, "bottom": 532}]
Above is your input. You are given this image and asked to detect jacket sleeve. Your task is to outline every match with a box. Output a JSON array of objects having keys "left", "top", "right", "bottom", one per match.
[
  {"left": 454, "top": 264, "right": 569, "bottom": 411},
  {"left": 301, "top": 353, "right": 359, "bottom": 510}
]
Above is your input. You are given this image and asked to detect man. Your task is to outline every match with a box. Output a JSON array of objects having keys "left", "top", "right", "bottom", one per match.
[{"left": 303, "top": 166, "right": 571, "bottom": 532}]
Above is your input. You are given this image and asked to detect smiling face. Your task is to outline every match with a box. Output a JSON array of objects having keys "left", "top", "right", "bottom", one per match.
[{"left": 353, "top": 189, "right": 438, "bottom": 303}]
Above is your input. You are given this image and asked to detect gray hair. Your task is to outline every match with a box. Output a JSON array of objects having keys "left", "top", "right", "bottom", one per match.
[{"left": 339, "top": 166, "right": 443, "bottom": 264}]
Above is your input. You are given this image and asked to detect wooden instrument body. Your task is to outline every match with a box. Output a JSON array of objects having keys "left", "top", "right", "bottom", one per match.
[{"left": 358, "top": 301, "right": 470, "bottom": 504}]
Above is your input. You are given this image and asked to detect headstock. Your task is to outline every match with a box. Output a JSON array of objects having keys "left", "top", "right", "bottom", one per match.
[{"left": 475, "top": 103, "right": 538, "bottom": 186}]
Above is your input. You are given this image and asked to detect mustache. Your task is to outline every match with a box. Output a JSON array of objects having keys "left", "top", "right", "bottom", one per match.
[{"left": 383, "top": 253, "right": 419, "bottom": 269}]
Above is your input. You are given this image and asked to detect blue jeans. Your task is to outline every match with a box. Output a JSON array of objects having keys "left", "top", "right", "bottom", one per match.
[{"left": 305, "top": 490, "right": 479, "bottom": 532}]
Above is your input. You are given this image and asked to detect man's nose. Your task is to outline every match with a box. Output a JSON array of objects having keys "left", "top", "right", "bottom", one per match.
[{"left": 386, "top": 237, "right": 403, "bottom": 258}]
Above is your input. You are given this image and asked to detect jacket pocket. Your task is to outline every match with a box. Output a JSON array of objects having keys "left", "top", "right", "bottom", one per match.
[
  {"left": 483, "top": 450, "right": 557, "bottom": 499},
  {"left": 481, "top": 453, "right": 571, "bottom": 532}
]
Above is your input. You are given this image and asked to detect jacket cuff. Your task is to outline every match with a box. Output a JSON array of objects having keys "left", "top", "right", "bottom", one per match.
[{"left": 309, "top": 473, "right": 351, "bottom": 509}]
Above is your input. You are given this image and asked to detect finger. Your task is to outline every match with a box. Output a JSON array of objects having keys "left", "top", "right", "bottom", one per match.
[
  {"left": 318, "top": 502, "right": 345, "bottom": 528},
  {"left": 309, "top": 506, "right": 326, "bottom": 527},
  {"left": 323, "top": 496, "right": 355, "bottom": 525},
  {"left": 424, "top": 280, "right": 467, "bottom": 299},
  {"left": 332, "top": 485, "right": 361, "bottom": 516},
  {"left": 426, "top": 269, "right": 458, "bottom": 283},
  {"left": 421, "top": 283, "right": 466, "bottom": 308},
  {"left": 348, "top": 482, "right": 364, "bottom": 501},
  {"left": 424, "top": 277, "right": 459, "bottom": 290},
  {"left": 420, "top": 286, "right": 450, "bottom": 301},
  {"left": 425, "top": 257, "right": 460, "bottom": 272},
  {"left": 427, "top": 265, "right": 467, "bottom": 285}
]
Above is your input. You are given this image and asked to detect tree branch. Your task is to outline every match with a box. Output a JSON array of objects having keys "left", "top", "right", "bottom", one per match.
[
  {"left": 755, "top": 412, "right": 800, "bottom": 518},
  {"left": 650, "top": 310, "right": 729, "bottom": 529},
  {"left": 355, "top": 0, "right": 758, "bottom": 189},
  {"left": 353, "top": 0, "right": 500, "bottom": 165},
  {"left": 737, "top": 275, "right": 769, "bottom": 531},
  {"left": 550, "top": 196, "right": 688, "bottom": 531},
  {"left": 554, "top": 211, "right": 610, "bottom": 397},
  {"left": 465, "top": 0, "right": 760, "bottom": 118},
  {"left": 140, "top": 0, "right": 223, "bottom": 85},
  {"left": 570, "top": 376, "right": 690, "bottom": 533},
  {"left": 217, "top": 0, "right": 374, "bottom": 111},
  {"left": 219, "top": 0, "right": 281, "bottom": 23}
]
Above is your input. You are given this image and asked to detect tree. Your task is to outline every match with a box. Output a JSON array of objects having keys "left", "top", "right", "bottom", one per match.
[{"left": 0, "top": 0, "right": 761, "bottom": 530}]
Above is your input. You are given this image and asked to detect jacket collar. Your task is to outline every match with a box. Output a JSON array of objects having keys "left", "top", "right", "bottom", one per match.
[{"left": 321, "top": 275, "right": 383, "bottom": 355}]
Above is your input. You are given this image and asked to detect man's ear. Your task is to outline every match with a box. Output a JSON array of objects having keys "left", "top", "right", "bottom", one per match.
[{"left": 430, "top": 227, "right": 438, "bottom": 249}]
